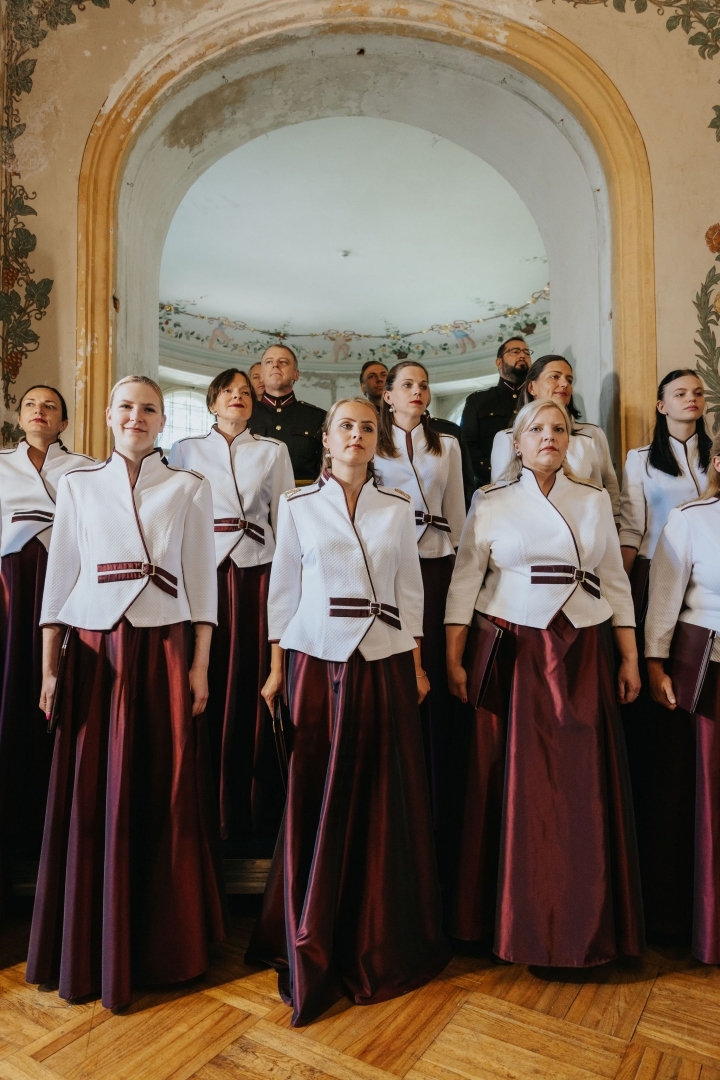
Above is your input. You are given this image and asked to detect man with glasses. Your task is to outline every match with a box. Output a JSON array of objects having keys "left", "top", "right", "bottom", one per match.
[{"left": 460, "top": 337, "right": 532, "bottom": 488}]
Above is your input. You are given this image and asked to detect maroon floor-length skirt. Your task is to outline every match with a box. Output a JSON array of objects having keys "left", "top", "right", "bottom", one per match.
[
  {"left": 246, "top": 648, "right": 451, "bottom": 1026},
  {"left": 419, "top": 555, "right": 455, "bottom": 841},
  {"left": 688, "top": 661, "right": 720, "bottom": 964},
  {"left": 26, "top": 620, "right": 227, "bottom": 1010},
  {"left": 0, "top": 539, "right": 52, "bottom": 861},
  {"left": 621, "top": 559, "right": 695, "bottom": 941},
  {"left": 209, "top": 559, "right": 283, "bottom": 843},
  {"left": 447, "top": 612, "right": 644, "bottom": 967}
]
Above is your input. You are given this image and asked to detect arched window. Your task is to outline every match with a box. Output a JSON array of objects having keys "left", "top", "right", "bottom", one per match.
[{"left": 162, "top": 389, "right": 212, "bottom": 448}]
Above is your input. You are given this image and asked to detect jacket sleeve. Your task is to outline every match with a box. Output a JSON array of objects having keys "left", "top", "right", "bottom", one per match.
[
  {"left": 167, "top": 441, "right": 184, "bottom": 468},
  {"left": 645, "top": 509, "right": 693, "bottom": 659},
  {"left": 490, "top": 430, "right": 513, "bottom": 483},
  {"left": 40, "top": 474, "right": 81, "bottom": 626},
  {"left": 443, "top": 438, "right": 467, "bottom": 548},
  {"left": 592, "top": 426, "right": 621, "bottom": 521},
  {"left": 181, "top": 478, "right": 218, "bottom": 624},
  {"left": 268, "top": 443, "right": 295, "bottom": 539},
  {"left": 594, "top": 489, "right": 635, "bottom": 626},
  {"left": 267, "top": 496, "right": 303, "bottom": 641},
  {"left": 617, "top": 449, "right": 646, "bottom": 550},
  {"left": 395, "top": 501, "right": 425, "bottom": 638},
  {"left": 444, "top": 492, "right": 492, "bottom": 625}
]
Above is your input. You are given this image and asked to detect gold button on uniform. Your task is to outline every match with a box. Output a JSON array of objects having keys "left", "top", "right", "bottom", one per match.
[
  {"left": 276, "top": 425, "right": 282, "bottom": 431},
  {"left": 277, "top": 408, "right": 282, "bottom": 413}
]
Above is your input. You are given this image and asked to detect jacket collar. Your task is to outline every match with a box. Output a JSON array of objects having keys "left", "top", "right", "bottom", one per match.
[
  {"left": 669, "top": 431, "right": 698, "bottom": 454},
  {"left": 392, "top": 423, "right": 424, "bottom": 454},
  {"left": 518, "top": 465, "right": 571, "bottom": 500},
  {"left": 109, "top": 447, "right": 165, "bottom": 487},
  {"left": 16, "top": 438, "right": 67, "bottom": 473},
  {"left": 209, "top": 424, "right": 253, "bottom": 448},
  {"left": 261, "top": 390, "right": 296, "bottom": 409},
  {"left": 318, "top": 468, "right": 375, "bottom": 511}
]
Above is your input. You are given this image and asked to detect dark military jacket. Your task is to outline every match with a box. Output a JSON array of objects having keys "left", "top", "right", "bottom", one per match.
[
  {"left": 460, "top": 378, "right": 521, "bottom": 489},
  {"left": 428, "top": 415, "right": 476, "bottom": 510},
  {"left": 249, "top": 391, "right": 326, "bottom": 483}
]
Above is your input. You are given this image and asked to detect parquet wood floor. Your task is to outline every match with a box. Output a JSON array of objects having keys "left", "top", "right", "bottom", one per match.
[{"left": 0, "top": 915, "right": 718, "bottom": 1080}]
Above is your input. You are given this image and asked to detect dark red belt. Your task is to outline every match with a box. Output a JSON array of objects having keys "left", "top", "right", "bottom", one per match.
[
  {"left": 11, "top": 510, "right": 54, "bottom": 524},
  {"left": 415, "top": 511, "right": 451, "bottom": 533},
  {"left": 214, "top": 518, "right": 265, "bottom": 544},
  {"left": 329, "top": 597, "right": 402, "bottom": 630},
  {"left": 97, "top": 561, "right": 178, "bottom": 598},
  {"left": 530, "top": 564, "right": 601, "bottom": 600}
]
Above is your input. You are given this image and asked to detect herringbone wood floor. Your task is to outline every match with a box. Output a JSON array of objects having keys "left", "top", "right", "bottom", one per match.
[{"left": 0, "top": 911, "right": 719, "bottom": 1080}]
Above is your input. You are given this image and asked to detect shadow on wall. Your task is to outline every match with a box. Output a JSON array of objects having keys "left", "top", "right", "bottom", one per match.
[{"left": 599, "top": 372, "right": 620, "bottom": 473}]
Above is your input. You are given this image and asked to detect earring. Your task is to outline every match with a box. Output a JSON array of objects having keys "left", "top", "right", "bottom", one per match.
[
  {"left": 515, "top": 449, "right": 521, "bottom": 457},
  {"left": 388, "top": 405, "right": 394, "bottom": 412}
]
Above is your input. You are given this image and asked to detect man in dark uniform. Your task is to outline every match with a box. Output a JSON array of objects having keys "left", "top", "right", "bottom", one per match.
[
  {"left": 359, "top": 361, "right": 388, "bottom": 408},
  {"left": 248, "top": 344, "right": 326, "bottom": 484},
  {"left": 461, "top": 336, "right": 531, "bottom": 489}
]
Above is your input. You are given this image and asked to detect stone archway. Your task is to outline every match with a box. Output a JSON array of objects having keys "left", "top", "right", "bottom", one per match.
[{"left": 76, "top": 0, "right": 655, "bottom": 459}]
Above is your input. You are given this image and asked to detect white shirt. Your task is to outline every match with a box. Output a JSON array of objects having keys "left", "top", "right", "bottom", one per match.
[
  {"left": 268, "top": 471, "right": 424, "bottom": 662},
  {"left": 490, "top": 422, "right": 621, "bottom": 519},
  {"left": 618, "top": 435, "right": 705, "bottom": 559},
  {"left": 0, "top": 440, "right": 95, "bottom": 556},
  {"left": 168, "top": 427, "right": 294, "bottom": 568},
  {"left": 646, "top": 497, "right": 720, "bottom": 661},
  {"left": 445, "top": 467, "right": 634, "bottom": 630},
  {"left": 374, "top": 425, "right": 466, "bottom": 558},
  {"left": 41, "top": 449, "right": 217, "bottom": 630}
]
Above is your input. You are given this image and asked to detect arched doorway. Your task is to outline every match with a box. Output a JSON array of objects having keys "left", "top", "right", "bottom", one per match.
[{"left": 76, "top": 6, "right": 655, "bottom": 459}]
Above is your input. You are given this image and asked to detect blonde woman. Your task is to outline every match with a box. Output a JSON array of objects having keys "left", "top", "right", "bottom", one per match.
[
  {"left": 246, "top": 398, "right": 449, "bottom": 1026},
  {"left": 445, "top": 398, "right": 643, "bottom": 966},
  {"left": 646, "top": 430, "right": 720, "bottom": 964},
  {"left": 26, "top": 375, "right": 226, "bottom": 1011}
]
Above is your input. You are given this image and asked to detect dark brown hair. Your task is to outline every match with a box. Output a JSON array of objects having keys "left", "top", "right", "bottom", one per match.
[
  {"left": 649, "top": 369, "right": 710, "bottom": 476},
  {"left": 517, "top": 354, "right": 581, "bottom": 421},
  {"left": 376, "top": 361, "right": 441, "bottom": 458},
  {"left": 206, "top": 368, "right": 251, "bottom": 412},
  {"left": 18, "top": 384, "right": 68, "bottom": 422}
]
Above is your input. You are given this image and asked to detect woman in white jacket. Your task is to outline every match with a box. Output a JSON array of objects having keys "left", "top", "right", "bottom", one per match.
[
  {"left": 618, "top": 368, "right": 709, "bottom": 944},
  {"left": 490, "top": 354, "right": 620, "bottom": 518},
  {"left": 445, "top": 398, "right": 642, "bottom": 966},
  {"left": 646, "top": 431, "right": 720, "bottom": 964},
  {"left": 26, "top": 375, "right": 226, "bottom": 1011},
  {"left": 374, "top": 361, "right": 466, "bottom": 837},
  {"left": 246, "top": 397, "right": 450, "bottom": 1026},
  {"left": 169, "top": 369, "right": 294, "bottom": 848},
  {"left": 0, "top": 386, "right": 93, "bottom": 869}
]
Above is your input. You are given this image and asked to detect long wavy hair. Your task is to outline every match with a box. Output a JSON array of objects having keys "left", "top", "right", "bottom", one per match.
[
  {"left": 376, "top": 361, "right": 442, "bottom": 458},
  {"left": 648, "top": 368, "right": 711, "bottom": 477},
  {"left": 516, "top": 354, "right": 581, "bottom": 421},
  {"left": 320, "top": 397, "right": 379, "bottom": 480},
  {"left": 498, "top": 398, "right": 582, "bottom": 484}
]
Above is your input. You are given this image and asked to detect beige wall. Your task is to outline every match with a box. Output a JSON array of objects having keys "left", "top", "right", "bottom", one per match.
[{"left": 9, "top": 0, "right": 720, "bottom": 442}]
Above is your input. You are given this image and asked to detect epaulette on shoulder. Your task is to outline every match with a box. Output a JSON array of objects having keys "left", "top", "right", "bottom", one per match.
[
  {"left": 175, "top": 432, "right": 211, "bottom": 445},
  {"left": 66, "top": 460, "right": 109, "bottom": 476},
  {"left": 252, "top": 433, "right": 282, "bottom": 447},
  {"left": 376, "top": 485, "right": 411, "bottom": 502},
  {"left": 165, "top": 462, "right": 205, "bottom": 480},
  {"left": 480, "top": 478, "right": 520, "bottom": 495},
  {"left": 636, "top": 445, "right": 651, "bottom": 454},
  {"left": 299, "top": 400, "right": 326, "bottom": 412},
  {"left": 285, "top": 484, "right": 318, "bottom": 500},
  {"left": 565, "top": 474, "right": 601, "bottom": 490}
]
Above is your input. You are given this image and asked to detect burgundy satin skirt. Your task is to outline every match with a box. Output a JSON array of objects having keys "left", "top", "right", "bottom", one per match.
[
  {"left": 209, "top": 559, "right": 283, "bottom": 842},
  {"left": 246, "top": 648, "right": 451, "bottom": 1026},
  {"left": 688, "top": 661, "right": 720, "bottom": 963},
  {"left": 419, "top": 555, "right": 455, "bottom": 839},
  {"left": 447, "top": 612, "right": 644, "bottom": 967},
  {"left": 0, "top": 539, "right": 52, "bottom": 858},
  {"left": 26, "top": 620, "right": 227, "bottom": 1010}
]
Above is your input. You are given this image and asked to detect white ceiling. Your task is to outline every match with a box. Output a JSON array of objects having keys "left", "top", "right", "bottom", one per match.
[{"left": 160, "top": 116, "right": 547, "bottom": 336}]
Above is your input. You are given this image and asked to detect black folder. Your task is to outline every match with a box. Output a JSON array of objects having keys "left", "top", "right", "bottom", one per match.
[
  {"left": 463, "top": 611, "right": 504, "bottom": 710},
  {"left": 669, "top": 620, "right": 717, "bottom": 714}
]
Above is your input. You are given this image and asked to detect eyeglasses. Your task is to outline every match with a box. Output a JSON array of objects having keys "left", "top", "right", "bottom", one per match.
[{"left": 503, "top": 348, "right": 533, "bottom": 357}]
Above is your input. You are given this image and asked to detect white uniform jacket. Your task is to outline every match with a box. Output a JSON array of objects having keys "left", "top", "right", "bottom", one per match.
[
  {"left": 374, "top": 425, "right": 466, "bottom": 558},
  {"left": 618, "top": 435, "right": 705, "bottom": 560},
  {"left": 40, "top": 449, "right": 217, "bottom": 631},
  {"left": 168, "top": 427, "right": 294, "bottom": 568},
  {"left": 445, "top": 467, "right": 634, "bottom": 630},
  {"left": 0, "top": 440, "right": 95, "bottom": 557},
  {"left": 645, "top": 497, "right": 720, "bottom": 661},
  {"left": 490, "top": 422, "right": 621, "bottom": 519},
  {"left": 268, "top": 471, "right": 424, "bottom": 662}
]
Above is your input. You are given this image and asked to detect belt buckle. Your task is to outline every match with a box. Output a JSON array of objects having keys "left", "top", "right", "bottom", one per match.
[
  {"left": 143, "top": 563, "right": 156, "bottom": 577},
  {"left": 369, "top": 601, "right": 380, "bottom": 616},
  {"left": 573, "top": 568, "right": 584, "bottom": 582}
]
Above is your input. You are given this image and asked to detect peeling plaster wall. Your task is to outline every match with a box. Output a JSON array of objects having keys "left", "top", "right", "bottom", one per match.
[{"left": 12, "top": 0, "right": 720, "bottom": 443}]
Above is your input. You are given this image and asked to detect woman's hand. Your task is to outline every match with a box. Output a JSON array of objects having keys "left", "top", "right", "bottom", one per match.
[
  {"left": 262, "top": 643, "right": 285, "bottom": 713},
  {"left": 447, "top": 664, "right": 468, "bottom": 704},
  {"left": 647, "top": 658, "right": 677, "bottom": 710},
  {"left": 39, "top": 625, "right": 64, "bottom": 719},
  {"left": 617, "top": 657, "right": 641, "bottom": 705},
  {"left": 416, "top": 671, "right": 430, "bottom": 705},
  {"left": 189, "top": 623, "right": 213, "bottom": 717}
]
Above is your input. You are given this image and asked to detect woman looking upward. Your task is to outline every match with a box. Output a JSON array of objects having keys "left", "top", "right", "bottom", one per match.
[
  {"left": 169, "top": 369, "right": 294, "bottom": 850},
  {"left": 374, "top": 361, "right": 466, "bottom": 839},
  {"left": 26, "top": 375, "right": 225, "bottom": 1011},
  {"left": 246, "top": 397, "right": 449, "bottom": 1026}
]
